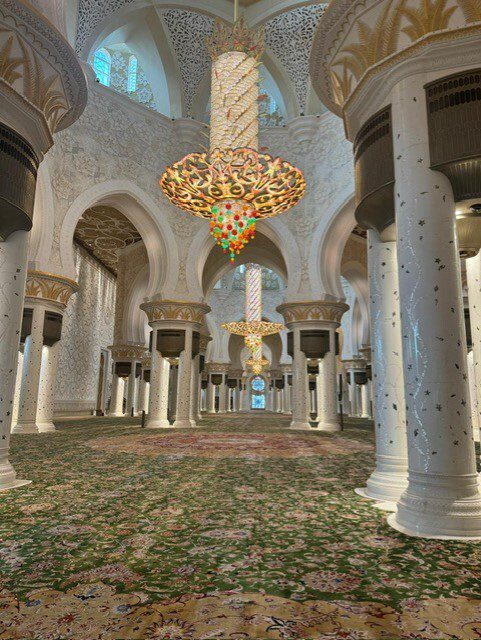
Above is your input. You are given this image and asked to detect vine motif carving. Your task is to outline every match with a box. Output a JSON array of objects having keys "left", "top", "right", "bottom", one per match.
[
  {"left": 140, "top": 300, "right": 211, "bottom": 324},
  {"left": 25, "top": 271, "right": 79, "bottom": 307},
  {"left": 323, "top": 0, "right": 481, "bottom": 108},
  {"left": 109, "top": 344, "right": 147, "bottom": 360},
  {"left": 277, "top": 301, "right": 349, "bottom": 325}
]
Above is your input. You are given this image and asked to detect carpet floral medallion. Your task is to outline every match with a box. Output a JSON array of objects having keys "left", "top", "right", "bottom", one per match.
[{"left": 1, "top": 414, "right": 480, "bottom": 639}]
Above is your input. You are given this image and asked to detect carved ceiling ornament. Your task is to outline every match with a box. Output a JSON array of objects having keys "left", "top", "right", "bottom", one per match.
[
  {"left": 1, "top": 0, "right": 87, "bottom": 142},
  {"left": 140, "top": 300, "right": 211, "bottom": 325},
  {"left": 162, "top": 8, "right": 214, "bottom": 117},
  {"left": 277, "top": 300, "right": 349, "bottom": 326},
  {"left": 25, "top": 270, "right": 80, "bottom": 308},
  {"left": 109, "top": 343, "right": 147, "bottom": 360},
  {"left": 311, "top": 0, "right": 481, "bottom": 116},
  {"left": 74, "top": 205, "right": 142, "bottom": 275}
]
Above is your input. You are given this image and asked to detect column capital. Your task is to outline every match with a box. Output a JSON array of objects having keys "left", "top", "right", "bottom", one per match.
[
  {"left": 277, "top": 300, "right": 348, "bottom": 328},
  {"left": 206, "top": 362, "right": 230, "bottom": 374},
  {"left": 199, "top": 333, "right": 212, "bottom": 353},
  {"left": 140, "top": 299, "right": 211, "bottom": 328},
  {"left": 25, "top": 270, "right": 79, "bottom": 311},
  {"left": 280, "top": 364, "right": 292, "bottom": 374},
  {"left": 342, "top": 358, "right": 366, "bottom": 372},
  {"left": 108, "top": 344, "right": 147, "bottom": 361},
  {"left": 228, "top": 368, "right": 244, "bottom": 378},
  {"left": 359, "top": 345, "right": 372, "bottom": 363},
  {"left": 141, "top": 355, "right": 152, "bottom": 370}
]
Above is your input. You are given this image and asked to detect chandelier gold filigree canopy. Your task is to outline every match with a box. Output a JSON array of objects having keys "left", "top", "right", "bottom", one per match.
[{"left": 159, "top": 4, "right": 306, "bottom": 262}]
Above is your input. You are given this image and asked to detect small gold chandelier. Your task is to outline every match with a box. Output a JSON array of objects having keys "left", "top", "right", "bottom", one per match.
[
  {"left": 159, "top": 1, "right": 306, "bottom": 262},
  {"left": 222, "top": 263, "right": 284, "bottom": 374}
]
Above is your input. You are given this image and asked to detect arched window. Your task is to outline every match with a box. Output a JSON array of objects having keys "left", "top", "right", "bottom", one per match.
[
  {"left": 93, "top": 48, "right": 111, "bottom": 87},
  {"left": 127, "top": 55, "right": 138, "bottom": 93}
]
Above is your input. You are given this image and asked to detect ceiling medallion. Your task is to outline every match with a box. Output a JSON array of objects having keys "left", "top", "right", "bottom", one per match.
[{"left": 159, "top": 3, "right": 306, "bottom": 262}]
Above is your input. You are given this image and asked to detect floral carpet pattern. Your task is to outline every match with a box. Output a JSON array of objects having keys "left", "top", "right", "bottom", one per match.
[{"left": 1, "top": 413, "right": 480, "bottom": 639}]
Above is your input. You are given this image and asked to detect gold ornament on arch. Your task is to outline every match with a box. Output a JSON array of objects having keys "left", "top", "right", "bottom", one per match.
[{"left": 329, "top": 0, "right": 481, "bottom": 107}]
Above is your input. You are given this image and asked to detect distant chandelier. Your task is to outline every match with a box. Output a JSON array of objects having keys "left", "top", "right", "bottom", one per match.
[
  {"left": 159, "top": 1, "right": 306, "bottom": 262},
  {"left": 222, "top": 263, "right": 284, "bottom": 374}
]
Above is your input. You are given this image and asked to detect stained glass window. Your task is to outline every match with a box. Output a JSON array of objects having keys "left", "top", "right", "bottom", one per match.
[
  {"left": 251, "top": 376, "right": 266, "bottom": 392},
  {"left": 252, "top": 394, "right": 266, "bottom": 409},
  {"left": 127, "top": 55, "right": 138, "bottom": 92},
  {"left": 93, "top": 48, "right": 111, "bottom": 87}
]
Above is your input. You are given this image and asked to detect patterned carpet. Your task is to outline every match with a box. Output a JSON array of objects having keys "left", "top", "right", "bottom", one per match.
[{"left": 1, "top": 413, "right": 480, "bottom": 639}]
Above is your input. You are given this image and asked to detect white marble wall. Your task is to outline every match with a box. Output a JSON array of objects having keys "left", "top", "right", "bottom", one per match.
[{"left": 55, "top": 244, "right": 116, "bottom": 415}]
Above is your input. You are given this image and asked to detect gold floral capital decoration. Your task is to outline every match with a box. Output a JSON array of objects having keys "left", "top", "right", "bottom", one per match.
[
  {"left": 221, "top": 320, "right": 285, "bottom": 337},
  {"left": 109, "top": 344, "right": 148, "bottom": 361},
  {"left": 277, "top": 301, "right": 349, "bottom": 326},
  {"left": 140, "top": 300, "right": 211, "bottom": 326},
  {"left": 25, "top": 271, "right": 79, "bottom": 309},
  {"left": 141, "top": 356, "right": 152, "bottom": 369}
]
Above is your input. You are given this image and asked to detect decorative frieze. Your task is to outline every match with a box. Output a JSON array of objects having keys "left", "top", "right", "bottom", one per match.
[
  {"left": 206, "top": 362, "right": 231, "bottom": 374},
  {"left": 25, "top": 270, "right": 79, "bottom": 309},
  {"left": 277, "top": 301, "right": 348, "bottom": 325},
  {"left": 140, "top": 300, "right": 211, "bottom": 325}
]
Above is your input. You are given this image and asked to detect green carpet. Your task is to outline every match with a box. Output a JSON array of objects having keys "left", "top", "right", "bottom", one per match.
[{"left": 1, "top": 414, "right": 480, "bottom": 639}]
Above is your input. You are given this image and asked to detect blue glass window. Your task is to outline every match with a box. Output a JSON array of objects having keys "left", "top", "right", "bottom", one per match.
[
  {"left": 251, "top": 376, "right": 265, "bottom": 392},
  {"left": 93, "top": 48, "right": 111, "bottom": 87},
  {"left": 251, "top": 394, "right": 266, "bottom": 409},
  {"left": 127, "top": 55, "right": 138, "bottom": 92}
]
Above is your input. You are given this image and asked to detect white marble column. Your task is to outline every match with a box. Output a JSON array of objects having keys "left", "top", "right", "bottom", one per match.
[
  {"left": 36, "top": 342, "right": 61, "bottom": 432},
  {"left": 347, "top": 370, "right": 357, "bottom": 416},
  {"left": 218, "top": 377, "right": 227, "bottom": 413},
  {"left": 290, "top": 328, "right": 310, "bottom": 429},
  {"left": 389, "top": 75, "right": 481, "bottom": 539},
  {"left": 317, "top": 330, "right": 342, "bottom": 431},
  {"left": 189, "top": 354, "right": 201, "bottom": 426},
  {"left": 466, "top": 253, "right": 481, "bottom": 442},
  {"left": 137, "top": 376, "right": 149, "bottom": 415},
  {"left": 13, "top": 304, "right": 45, "bottom": 433},
  {"left": 282, "top": 374, "right": 291, "bottom": 414},
  {"left": 357, "top": 233, "right": 408, "bottom": 502},
  {"left": 0, "top": 230, "right": 30, "bottom": 489},
  {"left": 174, "top": 327, "right": 194, "bottom": 428},
  {"left": 207, "top": 378, "right": 216, "bottom": 413},
  {"left": 467, "top": 351, "right": 479, "bottom": 439},
  {"left": 125, "top": 364, "right": 138, "bottom": 416},
  {"left": 360, "top": 384, "right": 370, "bottom": 418},
  {"left": 109, "top": 373, "right": 125, "bottom": 417},
  {"left": 11, "top": 350, "right": 24, "bottom": 430},
  {"left": 146, "top": 330, "right": 170, "bottom": 428},
  {"left": 233, "top": 385, "right": 239, "bottom": 412}
]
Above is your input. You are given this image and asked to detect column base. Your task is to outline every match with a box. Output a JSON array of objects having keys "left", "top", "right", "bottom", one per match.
[
  {"left": 37, "top": 422, "right": 56, "bottom": 433},
  {"left": 109, "top": 412, "right": 124, "bottom": 418},
  {"left": 360, "top": 413, "right": 371, "bottom": 419},
  {"left": 388, "top": 476, "right": 481, "bottom": 540},
  {"left": 355, "top": 466, "right": 408, "bottom": 503},
  {"left": 145, "top": 419, "right": 171, "bottom": 429},
  {"left": 316, "top": 420, "right": 341, "bottom": 432},
  {"left": 289, "top": 421, "right": 312, "bottom": 430},
  {"left": 0, "top": 477, "right": 32, "bottom": 491},
  {"left": 172, "top": 419, "right": 194, "bottom": 428},
  {"left": 11, "top": 422, "right": 41, "bottom": 434},
  {"left": 355, "top": 488, "right": 399, "bottom": 512}
]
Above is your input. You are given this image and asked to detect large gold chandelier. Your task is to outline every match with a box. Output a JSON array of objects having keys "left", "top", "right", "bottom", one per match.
[
  {"left": 159, "top": 2, "right": 306, "bottom": 262},
  {"left": 222, "top": 263, "right": 284, "bottom": 374}
]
